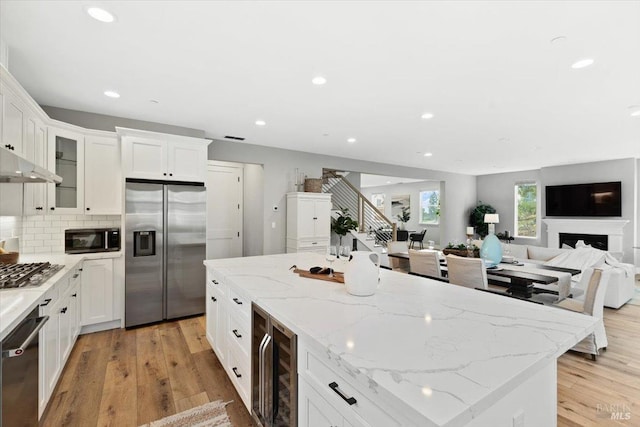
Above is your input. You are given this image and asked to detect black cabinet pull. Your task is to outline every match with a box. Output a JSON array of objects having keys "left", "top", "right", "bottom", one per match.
[
  {"left": 212, "top": 279, "right": 219, "bottom": 285},
  {"left": 72, "top": 293, "right": 77, "bottom": 297},
  {"left": 86, "top": 207, "right": 90, "bottom": 211},
  {"left": 233, "top": 298, "right": 243, "bottom": 305},
  {"left": 232, "top": 367, "right": 242, "bottom": 378},
  {"left": 163, "top": 173, "right": 167, "bottom": 176},
  {"left": 50, "top": 207, "right": 55, "bottom": 211},
  {"left": 169, "top": 173, "right": 173, "bottom": 176},
  {"left": 313, "top": 217, "right": 318, "bottom": 220},
  {"left": 60, "top": 307, "right": 68, "bottom": 314},
  {"left": 232, "top": 329, "right": 242, "bottom": 338},
  {"left": 211, "top": 296, "right": 217, "bottom": 302},
  {"left": 35, "top": 207, "right": 43, "bottom": 211},
  {"left": 329, "top": 382, "right": 357, "bottom": 405},
  {"left": 40, "top": 298, "right": 52, "bottom": 307},
  {"left": 79, "top": 268, "right": 83, "bottom": 272}
]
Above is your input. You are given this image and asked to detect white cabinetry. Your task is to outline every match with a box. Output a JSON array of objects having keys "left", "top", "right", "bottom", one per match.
[
  {"left": 80, "top": 259, "right": 114, "bottom": 326},
  {"left": 204, "top": 268, "right": 251, "bottom": 411},
  {"left": 286, "top": 192, "right": 332, "bottom": 253},
  {"left": 0, "top": 81, "right": 26, "bottom": 155},
  {"left": 119, "top": 128, "right": 209, "bottom": 183},
  {"left": 39, "top": 262, "right": 83, "bottom": 417},
  {"left": 84, "top": 135, "right": 121, "bottom": 214},
  {"left": 205, "top": 271, "right": 227, "bottom": 365},
  {"left": 23, "top": 116, "right": 48, "bottom": 215},
  {"left": 47, "top": 127, "right": 85, "bottom": 214}
]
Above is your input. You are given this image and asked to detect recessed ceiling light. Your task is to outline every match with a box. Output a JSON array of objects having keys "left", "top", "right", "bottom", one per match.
[
  {"left": 255, "top": 120, "right": 266, "bottom": 126},
  {"left": 347, "top": 138, "right": 356, "bottom": 143},
  {"left": 423, "top": 152, "right": 433, "bottom": 157},
  {"left": 312, "top": 76, "right": 327, "bottom": 85},
  {"left": 104, "top": 90, "right": 120, "bottom": 98},
  {"left": 571, "top": 58, "right": 594, "bottom": 69},
  {"left": 421, "top": 113, "right": 434, "bottom": 120},
  {"left": 629, "top": 106, "right": 640, "bottom": 117},
  {"left": 631, "top": 110, "right": 640, "bottom": 117},
  {"left": 87, "top": 7, "right": 115, "bottom": 23}
]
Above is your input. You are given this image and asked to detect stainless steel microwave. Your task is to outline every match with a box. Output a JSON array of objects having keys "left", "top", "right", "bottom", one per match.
[{"left": 65, "top": 228, "right": 121, "bottom": 254}]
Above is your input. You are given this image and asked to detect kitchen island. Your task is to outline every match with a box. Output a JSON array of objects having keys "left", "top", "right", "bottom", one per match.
[{"left": 204, "top": 252, "right": 597, "bottom": 427}]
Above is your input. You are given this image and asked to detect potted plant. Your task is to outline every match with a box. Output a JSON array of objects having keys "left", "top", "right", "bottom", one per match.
[
  {"left": 468, "top": 201, "right": 497, "bottom": 238},
  {"left": 331, "top": 207, "right": 359, "bottom": 246},
  {"left": 396, "top": 206, "right": 410, "bottom": 230}
]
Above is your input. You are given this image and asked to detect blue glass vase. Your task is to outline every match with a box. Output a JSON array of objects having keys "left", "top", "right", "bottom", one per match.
[{"left": 480, "top": 233, "right": 503, "bottom": 268}]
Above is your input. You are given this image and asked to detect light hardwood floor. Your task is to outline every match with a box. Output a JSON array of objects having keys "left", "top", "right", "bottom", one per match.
[
  {"left": 41, "top": 316, "right": 253, "bottom": 427},
  {"left": 42, "top": 304, "right": 639, "bottom": 426}
]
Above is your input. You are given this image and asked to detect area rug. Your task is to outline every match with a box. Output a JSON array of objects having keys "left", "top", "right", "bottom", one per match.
[{"left": 139, "top": 400, "right": 232, "bottom": 427}]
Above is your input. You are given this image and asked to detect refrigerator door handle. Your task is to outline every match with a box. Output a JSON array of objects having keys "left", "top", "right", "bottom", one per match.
[
  {"left": 258, "top": 333, "right": 269, "bottom": 417},
  {"left": 261, "top": 333, "right": 272, "bottom": 422}
]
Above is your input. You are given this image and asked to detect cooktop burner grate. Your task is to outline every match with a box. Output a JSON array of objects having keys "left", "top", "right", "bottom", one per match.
[{"left": 0, "top": 262, "right": 65, "bottom": 289}]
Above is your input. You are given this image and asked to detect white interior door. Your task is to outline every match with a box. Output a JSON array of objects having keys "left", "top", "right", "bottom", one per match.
[{"left": 206, "top": 162, "right": 243, "bottom": 259}]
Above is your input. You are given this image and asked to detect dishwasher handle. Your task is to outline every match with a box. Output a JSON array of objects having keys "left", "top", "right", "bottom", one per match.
[{"left": 2, "top": 315, "right": 49, "bottom": 358}]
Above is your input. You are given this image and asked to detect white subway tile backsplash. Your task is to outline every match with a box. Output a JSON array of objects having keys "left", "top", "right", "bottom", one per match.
[{"left": 15, "top": 214, "right": 122, "bottom": 254}]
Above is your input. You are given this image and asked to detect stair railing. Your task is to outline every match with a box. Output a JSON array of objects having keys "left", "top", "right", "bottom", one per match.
[{"left": 322, "top": 170, "right": 397, "bottom": 243}]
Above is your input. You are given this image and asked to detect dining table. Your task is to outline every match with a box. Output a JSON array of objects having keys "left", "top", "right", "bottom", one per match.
[{"left": 387, "top": 251, "right": 581, "bottom": 301}]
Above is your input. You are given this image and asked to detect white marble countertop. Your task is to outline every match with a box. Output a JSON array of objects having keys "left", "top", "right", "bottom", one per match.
[
  {"left": 204, "top": 252, "right": 598, "bottom": 427},
  {"left": 0, "top": 251, "right": 122, "bottom": 341}
]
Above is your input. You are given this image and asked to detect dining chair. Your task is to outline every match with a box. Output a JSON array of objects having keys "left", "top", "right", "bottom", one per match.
[
  {"left": 409, "top": 249, "right": 442, "bottom": 278},
  {"left": 386, "top": 240, "right": 409, "bottom": 271},
  {"left": 408, "top": 229, "right": 426, "bottom": 249},
  {"left": 446, "top": 254, "right": 488, "bottom": 290},
  {"left": 554, "top": 268, "right": 610, "bottom": 360}
]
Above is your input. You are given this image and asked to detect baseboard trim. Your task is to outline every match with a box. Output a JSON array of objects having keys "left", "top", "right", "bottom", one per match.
[{"left": 80, "top": 319, "right": 121, "bottom": 335}]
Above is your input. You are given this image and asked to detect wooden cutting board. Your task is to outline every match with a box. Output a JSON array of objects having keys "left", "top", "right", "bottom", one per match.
[{"left": 293, "top": 268, "right": 344, "bottom": 284}]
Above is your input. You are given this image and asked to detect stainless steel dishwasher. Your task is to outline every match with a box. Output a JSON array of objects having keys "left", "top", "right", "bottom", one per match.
[{"left": 1, "top": 306, "right": 49, "bottom": 427}]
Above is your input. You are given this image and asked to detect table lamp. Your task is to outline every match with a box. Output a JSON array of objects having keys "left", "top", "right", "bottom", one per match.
[{"left": 480, "top": 213, "right": 502, "bottom": 267}]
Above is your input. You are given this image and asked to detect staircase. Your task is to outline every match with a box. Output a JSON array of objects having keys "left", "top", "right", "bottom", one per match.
[{"left": 323, "top": 170, "right": 397, "bottom": 253}]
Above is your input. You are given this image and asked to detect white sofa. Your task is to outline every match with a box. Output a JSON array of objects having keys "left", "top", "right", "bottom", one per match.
[{"left": 501, "top": 243, "right": 635, "bottom": 309}]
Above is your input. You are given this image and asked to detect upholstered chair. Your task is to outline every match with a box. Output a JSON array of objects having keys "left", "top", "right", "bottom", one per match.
[
  {"left": 446, "top": 254, "right": 488, "bottom": 290},
  {"left": 554, "top": 268, "right": 610, "bottom": 360},
  {"left": 408, "top": 249, "right": 442, "bottom": 278},
  {"left": 386, "top": 240, "right": 409, "bottom": 271}
]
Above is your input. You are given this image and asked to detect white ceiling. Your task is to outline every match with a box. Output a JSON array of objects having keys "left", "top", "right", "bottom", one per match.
[
  {"left": 360, "top": 174, "right": 430, "bottom": 188},
  {"left": 1, "top": 1, "right": 639, "bottom": 176}
]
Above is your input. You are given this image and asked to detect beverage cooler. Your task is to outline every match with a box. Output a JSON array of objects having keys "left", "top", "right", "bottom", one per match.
[{"left": 252, "top": 303, "right": 297, "bottom": 427}]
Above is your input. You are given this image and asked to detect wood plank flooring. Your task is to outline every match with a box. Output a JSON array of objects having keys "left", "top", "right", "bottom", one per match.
[
  {"left": 41, "top": 316, "right": 253, "bottom": 427},
  {"left": 42, "top": 301, "right": 640, "bottom": 426}
]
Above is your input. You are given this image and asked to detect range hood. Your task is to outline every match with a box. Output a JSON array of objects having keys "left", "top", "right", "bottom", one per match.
[{"left": 0, "top": 147, "right": 62, "bottom": 184}]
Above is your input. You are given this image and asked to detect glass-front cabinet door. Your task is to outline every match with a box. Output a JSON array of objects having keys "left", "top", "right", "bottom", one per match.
[{"left": 48, "top": 127, "right": 84, "bottom": 214}]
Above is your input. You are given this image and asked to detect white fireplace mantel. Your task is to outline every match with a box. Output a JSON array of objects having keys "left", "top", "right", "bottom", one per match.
[{"left": 543, "top": 218, "right": 629, "bottom": 254}]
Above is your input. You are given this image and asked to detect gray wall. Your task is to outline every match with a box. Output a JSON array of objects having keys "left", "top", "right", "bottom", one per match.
[
  {"left": 361, "top": 180, "right": 442, "bottom": 245},
  {"left": 209, "top": 139, "right": 477, "bottom": 255},
  {"left": 477, "top": 159, "right": 637, "bottom": 263},
  {"left": 42, "top": 106, "right": 205, "bottom": 138},
  {"left": 243, "top": 163, "right": 264, "bottom": 257},
  {"left": 476, "top": 169, "right": 542, "bottom": 245}
]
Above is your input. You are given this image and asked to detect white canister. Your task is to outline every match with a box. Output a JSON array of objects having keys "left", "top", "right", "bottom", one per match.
[{"left": 343, "top": 251, "right": 380, "bottom": 296}]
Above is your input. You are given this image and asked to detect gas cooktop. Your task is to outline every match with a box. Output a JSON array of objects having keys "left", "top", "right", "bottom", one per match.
[{"left": 0, "top": 262, "right": 64, "bottom": 289}]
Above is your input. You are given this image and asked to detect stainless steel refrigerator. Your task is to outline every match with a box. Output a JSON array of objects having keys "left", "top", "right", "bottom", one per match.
[{"left": 125, "top": 179, "right": 206, "bottom": 328}]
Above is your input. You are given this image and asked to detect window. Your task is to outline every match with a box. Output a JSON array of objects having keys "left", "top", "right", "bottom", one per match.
[
  {"left": 515, "top": 182, "right": 538, "bottom": 238},
  {"left": 419, "top": 190, "right": 440, "bottom": 224}
]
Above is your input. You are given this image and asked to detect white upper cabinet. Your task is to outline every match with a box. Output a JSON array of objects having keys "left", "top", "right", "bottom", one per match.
[
  {"left": 118, "top": 127, "right": 210, "bottom": 183},
  {"left": 47, "top": 127, "right": 85, "bottom": 214},
  {"left": 1, "top": 82, "right": 26, "bottom": 155},
  {"left": 23, "top": 116, "right": 48, "bottom": 215},
  {"left": 84, "top": 135, "right": 121, "bottom": 215}
]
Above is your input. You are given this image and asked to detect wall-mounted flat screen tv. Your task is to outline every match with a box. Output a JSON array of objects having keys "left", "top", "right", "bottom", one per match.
[{"left": 545, "top": 181, "right": 622, "bottom": 217}]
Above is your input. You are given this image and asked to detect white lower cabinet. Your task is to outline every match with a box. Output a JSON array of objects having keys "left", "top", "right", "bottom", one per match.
[
  {"left": 205, "top": 271, "right": 227, "bottom": 365},
  {"left": 38, "top": 262, "right": 83, "bottom": 418},
  {"left": 299, "top": 377, "right": 348, "bottom": 427},
  {"left": 80, "top": 259, "right": 114, "bottom": 326}
]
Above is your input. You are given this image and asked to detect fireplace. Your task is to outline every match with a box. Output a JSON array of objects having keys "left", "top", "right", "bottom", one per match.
[
  {"left": 559, "top": 233, "right": 608, "bottom": 251},
  {"left": 543, "top": 219, "right": 628, "bottom": 257}
]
